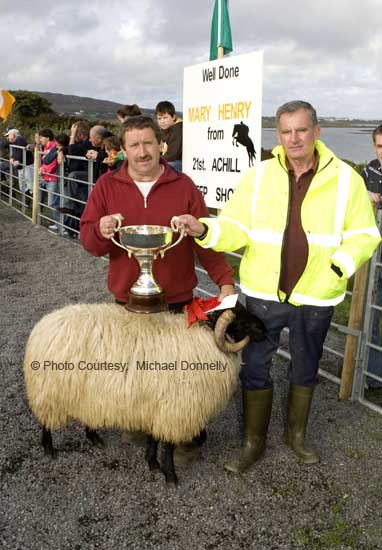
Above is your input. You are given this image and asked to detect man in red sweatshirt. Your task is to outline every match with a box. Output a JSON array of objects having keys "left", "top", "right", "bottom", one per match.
[{"left": 80, "top": 116, "right": 234, "bottom": 310}]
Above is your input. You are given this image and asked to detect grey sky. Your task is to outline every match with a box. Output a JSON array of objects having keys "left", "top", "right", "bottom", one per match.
[{"left": 1, "top": 0, "right": 381, "bottom": 118}]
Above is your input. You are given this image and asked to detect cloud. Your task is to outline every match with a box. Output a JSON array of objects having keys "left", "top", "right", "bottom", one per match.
[{"left": 1, "top": 0, "right": 381, "bottom": 118}]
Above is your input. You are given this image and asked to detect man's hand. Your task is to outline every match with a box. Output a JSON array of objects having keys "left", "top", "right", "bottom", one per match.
[
  {"left": 99, "top": 214, "right": 123, "bottom": 239},
  {"left": 218, "top": 284, "right": 235, "bottom": 302},
  {"left": 69, "top": 124, "right": 78, "bottom": 145},
  {"left": 86, "top": 150, "right": 99, "bottom": 161},
  {"left": 368, "top": 191, "right": 381, "bottom": 205},
  {"left": 103, "top": 157, "right": 115, "bottom": 165},
  {"left": 57, "top": 150, "right": 65, "bottom": 165},
  {"left": 174, "top": 214, "right": 205, "bottom": 237}
]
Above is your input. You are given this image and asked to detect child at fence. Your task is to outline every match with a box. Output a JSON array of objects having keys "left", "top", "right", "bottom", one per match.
[
  {"left": 55, "top": 133, "right": 70, "bottom": 176},
  {"left": 155, "top": 101, "right": 183, "bottom": 171},
  {"left": 102, "top": 135, "right": 122, "bottom": 171},
  {"left": 362, "top": 124, "right": 382, "bottom": 389},
  {"left": 116, "top": 104, "right": 142, "bottom": 124},
  {"left": 39, "top": 129, "right": 59, "bottom": 231},
  {"left": 115, "top": 104, "right": 142, "bottom": 164}
]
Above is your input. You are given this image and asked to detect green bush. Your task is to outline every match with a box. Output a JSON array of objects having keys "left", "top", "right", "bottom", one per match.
[{"left": 0, "top": 91, "right": 118, "bottom": 142}]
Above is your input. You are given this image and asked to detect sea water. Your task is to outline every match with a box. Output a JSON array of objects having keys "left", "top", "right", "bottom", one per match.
[{"left": 262, "top": 127, "right": 377, "bottom": 164}]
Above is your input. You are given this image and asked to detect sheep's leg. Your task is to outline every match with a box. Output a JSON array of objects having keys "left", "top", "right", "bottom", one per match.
[
  {"left": 193, "top": 429, "right": 207, "bottom": 447},
  {"left": 145, "top": 435, "right": 160, "bottom": 471},
  {"left": 42, "top": 427, "right": 57, "bottom": 458},
  {"left": 161, "top": 442, "right": 178, "bottom": 485},
  {"left": 173, "top": 429, "right": 207, "bottom": 466},
  {"left": 85, "top": 427, "right": 105, "bottom": 448}
]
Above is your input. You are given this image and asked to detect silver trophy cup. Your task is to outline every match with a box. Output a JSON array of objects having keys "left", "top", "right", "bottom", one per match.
[{"left": 111, "top": 215, "right": 184, "bottom": 313}]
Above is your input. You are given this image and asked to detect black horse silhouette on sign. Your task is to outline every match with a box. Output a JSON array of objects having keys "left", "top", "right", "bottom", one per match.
[{"left": 232, "top": 122, "right": 256, "bottom": 166}]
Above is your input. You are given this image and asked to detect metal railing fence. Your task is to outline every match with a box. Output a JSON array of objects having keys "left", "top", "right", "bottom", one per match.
[
  {"left": 352, "top": 209, "right": 382, "bottom": 413},
  {"left": 1, "top": 146, "right": 95, "bottom": 238}
]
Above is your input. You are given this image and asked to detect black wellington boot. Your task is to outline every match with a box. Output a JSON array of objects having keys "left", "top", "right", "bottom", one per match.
[{"left": 225, "top": 387, "right": 273, "bottom": 473}]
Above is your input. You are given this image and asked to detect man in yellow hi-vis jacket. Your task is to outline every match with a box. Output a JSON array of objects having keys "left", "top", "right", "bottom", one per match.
[{"left": 176, "top": 100, "right": 381, "bottom": 473}]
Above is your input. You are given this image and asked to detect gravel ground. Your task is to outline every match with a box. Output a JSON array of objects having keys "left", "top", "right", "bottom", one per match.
[{"left": 1, "top": 202, "right": 382, "bottom": 550}]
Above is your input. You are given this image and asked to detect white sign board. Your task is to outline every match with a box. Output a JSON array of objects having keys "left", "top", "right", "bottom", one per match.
[{"left": 183, "top": 51, "right": 263, "bottom": 209}]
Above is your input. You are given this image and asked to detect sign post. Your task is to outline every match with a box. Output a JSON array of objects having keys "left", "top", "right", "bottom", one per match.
[{"left": 183, "top": 51, "right": 263, "bottom": 209}]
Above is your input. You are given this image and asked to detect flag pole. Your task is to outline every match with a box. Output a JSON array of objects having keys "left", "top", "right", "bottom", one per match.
[
  {"left": 31, "top": 145, "right": 40, "bottom": 225},
  {"left": 213, "top": 1, "right": 232, "bottom": 211},
  {"left": 216, "top": 47, "right": 223, "bottom": 212}
]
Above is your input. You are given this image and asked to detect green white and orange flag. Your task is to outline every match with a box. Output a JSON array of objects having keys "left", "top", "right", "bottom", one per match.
[
  {"left": 209, "top": 0, "right": 233, "bottom": 60},
  {"left": 0, "top": 90, "right": 16, "bottom": 121}
]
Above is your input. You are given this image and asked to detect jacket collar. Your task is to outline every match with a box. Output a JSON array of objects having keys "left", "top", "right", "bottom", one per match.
[{"left": 271, "top": 140, "right": 338, "bottom": 173}]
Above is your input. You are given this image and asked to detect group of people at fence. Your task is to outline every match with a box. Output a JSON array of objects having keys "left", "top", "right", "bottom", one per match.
[
  {"left": 1, "top": 99, "right": 381, "bottom": 470},
  {"left": 0, "top": 100, "right": 183, "bottom": 236}
]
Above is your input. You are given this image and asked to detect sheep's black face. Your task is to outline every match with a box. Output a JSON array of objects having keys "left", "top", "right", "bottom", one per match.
[{"left": 207, "top": 302, "right": 265, "bottom": 343}]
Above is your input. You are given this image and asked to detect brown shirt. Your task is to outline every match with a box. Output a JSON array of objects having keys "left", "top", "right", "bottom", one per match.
[{"left": 279, "top": 153, "right": 318, "bottom": 297}]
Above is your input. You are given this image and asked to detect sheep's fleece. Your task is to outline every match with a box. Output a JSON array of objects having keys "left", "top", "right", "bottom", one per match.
[{"left": 24, "top": 304, "right": 240, "bottom": 444}]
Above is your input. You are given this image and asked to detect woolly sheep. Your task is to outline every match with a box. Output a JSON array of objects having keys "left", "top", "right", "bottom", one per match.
[{"left": 24, "top": 302, "right": 263, "bottom": 482}]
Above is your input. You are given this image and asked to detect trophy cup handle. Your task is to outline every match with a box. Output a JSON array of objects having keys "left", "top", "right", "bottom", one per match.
[
  {"left": 112, "top": 213, "right": 123, "bottom": 231},
  {"left": 157, "top": 216, "right": 185, "bottom": 258},
  {"left": 110, "top": 214, "right": 133, "bottom": 256}
]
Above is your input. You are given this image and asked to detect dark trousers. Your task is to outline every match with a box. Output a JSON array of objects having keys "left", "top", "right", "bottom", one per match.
[
  {"left": 65, "top": 171, "right": 89, "bottom": 214},
  {"left": 0, "top": 159, "right": 9, "bottom": 181},
  {"left": 240, "top": 297, "right": 334, "bottom": 390}
]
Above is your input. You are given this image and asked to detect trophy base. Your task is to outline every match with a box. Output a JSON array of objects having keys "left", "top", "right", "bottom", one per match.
[{"left": 125, "top": 291, "right": 168, "bottom": 314}]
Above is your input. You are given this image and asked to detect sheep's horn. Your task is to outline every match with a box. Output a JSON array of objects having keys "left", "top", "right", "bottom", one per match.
[{"left": 214, "top": 310, "right": 250, "bottom": 353}]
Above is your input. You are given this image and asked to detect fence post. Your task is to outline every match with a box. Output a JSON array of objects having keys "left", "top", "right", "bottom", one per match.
[
  {"left": 21, "top": 146, "right": 27, "bottom": 213},
  {"left": 31, "top": 145, "right": 40, "bottom": 225},
  {"left": 9, "top": 144, "right": 14, "bottom": 206},
  {"left": 339, "top": 262, "right": 370, "bottom": 399}
]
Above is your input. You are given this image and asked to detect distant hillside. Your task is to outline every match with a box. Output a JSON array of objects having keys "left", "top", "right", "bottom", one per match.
[
  {"left": 35, "top": 92, "right": 379, "bottom": 127},
  {"left": 36, "top": 91, "right": 154, "bottom": 120}
]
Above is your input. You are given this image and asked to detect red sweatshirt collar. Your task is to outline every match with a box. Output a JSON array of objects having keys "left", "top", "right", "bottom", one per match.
[{"left": 111, "top": 157, "right": 180, "bottom": 188}]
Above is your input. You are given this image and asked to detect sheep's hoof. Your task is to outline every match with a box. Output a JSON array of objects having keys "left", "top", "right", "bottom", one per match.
[
  {"left": 44, "top": 446, "right": 57, "bottom": 459},
  {"left": 147, "top": 458, "right": 161, "bottom": 472},
  {"left": 42, "top": 427, "right": 56, "bottom": 458},
  {"left": 164, "top": 471, "right": 178, "bottom": 486},
  {"left": 85, "top": 428, "right": 105, "bottom": 448}
]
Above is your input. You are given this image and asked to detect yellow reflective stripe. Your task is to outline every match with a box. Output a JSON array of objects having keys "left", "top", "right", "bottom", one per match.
[
  {"left": 251, "top": 161, "right": 266, "bottom": 227},
  {"left": 250, "top": 230, "right": 283, "bottom": 244},
  {"left": 240, "top": 285, "right": 279, "bottom": 301},
  {"left": 247, "top": 231, "right": 340, "bottom": 247},
  {"left": 219, "top": 216, "right": 252, "bottom": 239},
  {"left": 331, "top": 250, "right": 356, "bottom": 277},
  {"left": 306, "top": 234, "right": 341, "bottom": 247},
  {"left": 240, "top": 287, "right": 346, "bottom": 306},
  {"left": 343, "top": 226, "right": 381, "bottom": 239},
  {"left": 203, "top": 218, "right": 221, "bottom": 248},
  {"left": 334, "top": 162, "right": 351, "bottom": 235},
  {"left": 292, "top": 292, "right": 346, "bottom": 306}
]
